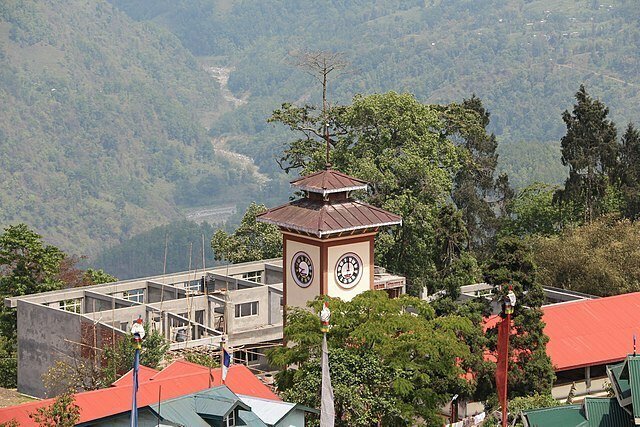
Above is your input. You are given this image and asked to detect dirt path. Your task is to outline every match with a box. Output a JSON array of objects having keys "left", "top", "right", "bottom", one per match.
[{"left": 0, "top": 387, "right": 36, "bottom": 408}]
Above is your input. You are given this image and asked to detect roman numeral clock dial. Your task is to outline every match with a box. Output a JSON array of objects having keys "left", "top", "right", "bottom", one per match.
[
  {"left": 335, "top": 253, "right": 362, "bottom": 289},
  {"left": 291, "top": 251, "right": 313, "bottom": 287}
]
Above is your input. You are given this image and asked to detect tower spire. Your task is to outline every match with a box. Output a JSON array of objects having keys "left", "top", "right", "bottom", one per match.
[{"left": 322, "top": 60, "right": 331, "bottom": 169}]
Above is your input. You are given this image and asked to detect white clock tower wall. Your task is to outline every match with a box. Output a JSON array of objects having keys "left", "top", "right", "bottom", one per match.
[
  {"left": 284, "top": 237, "right": 321, "bottom": 308},
  {"left": 327, "top": 239, "right": 373, "bottom": 301}
]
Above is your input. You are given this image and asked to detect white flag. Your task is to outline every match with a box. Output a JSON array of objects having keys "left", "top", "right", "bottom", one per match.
[{"left": 320, "top": 333, "right": 335, "bottom": 426}]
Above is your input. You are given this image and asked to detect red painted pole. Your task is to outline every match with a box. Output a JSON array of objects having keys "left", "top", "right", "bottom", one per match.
[{"left": 498, "top": 312, "right": 510, "bottom": 427}]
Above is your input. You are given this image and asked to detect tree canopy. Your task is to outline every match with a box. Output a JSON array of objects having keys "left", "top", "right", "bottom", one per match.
[
  {"left": 269, "top": 292, "right": 479, "bottom": 425},
  {"left": 556, "top": 85, "right": 618, "bottom": 222},
  {"left": 210, "top": 202, "right": 282, "bottom": 264},
  {"left": 616, "top": 123, "right": 640, "bottom": 219},
  {"left": 534, "top": 218, "right": 640, "bottom": 297},
  {"left": 28, "top": 392, "right": 79, "bottom": 427},
  {"left": 484, "top": 237, "right": 555, "bottom": 398},
  {"left": 271, "top": 91, "right": 501, "bottom": 294}
]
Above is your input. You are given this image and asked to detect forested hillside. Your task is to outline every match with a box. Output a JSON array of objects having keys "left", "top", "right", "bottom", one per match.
[
  {"left": 0, "top": 0, "right": 262, "bottom": 256},
  {"left": 110, "top": 0, "right": 640, "bottom": 187}
]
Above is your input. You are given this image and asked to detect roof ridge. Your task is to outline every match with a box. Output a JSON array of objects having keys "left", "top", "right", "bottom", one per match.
[
  {"left": 545, "top": 292, "right": 640, "bottom": 310},
  {"left": 322, "top": 169, "right": 329, "bottom": 190}
]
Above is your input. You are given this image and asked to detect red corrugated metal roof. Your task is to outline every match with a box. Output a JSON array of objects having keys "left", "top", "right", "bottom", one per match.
[
  {"left": 482, "top": 293, "right": 640, "bottom": 372},
  {"left": 542, "top": 293, "right": 640, "bottom": 371},
  {"left": 111, "top": 365, "right": 159, "bottom": 387},
  {"left": 290, "top": 169, "right": 368, "bottom": 195},
  {"left": 149, "top": 359, "right": 207, "bottom": 379},
  {"left": 0, "top": 363, "right": 279, "bottom": 426},
  {"left": 257, "top": 198, "right": 401, "bottom": 237}
]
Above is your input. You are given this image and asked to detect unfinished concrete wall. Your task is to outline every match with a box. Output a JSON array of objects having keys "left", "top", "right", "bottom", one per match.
[
  {"left": 226, "top": 287, "right": 270, "bottom": 333},
  {"left": 264, "top": 264, "right": 283, "bottom": 285},
  {"left": 268, "top": 286, "right": 283, "bottom": 325},
  {"left": 17, "top": 301, "right": 82, "bottom": 398},
  {"left": 17, "top": 300, "right": 125, "bottom": 398}
]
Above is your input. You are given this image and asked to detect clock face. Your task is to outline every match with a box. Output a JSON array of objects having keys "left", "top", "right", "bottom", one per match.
[
  {"left": 291, "top": 251, "right": 313, "bottom": 288},
  {"left": 335, "top": 253, "right": 362, "bottom": 289}
]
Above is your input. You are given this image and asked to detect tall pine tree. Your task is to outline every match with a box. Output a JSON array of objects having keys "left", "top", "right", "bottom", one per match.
[
  {"left": 484, "top": 237, "right": 555, "bottom": 397},
  {"left": 556, "top": 85, "right": 618, "bottom": 223},
  {"left": 449, "top": 95, "right": 512, "bottom": 254},
  {"left": 617, "top": 123, "right": 640, "bottom": 219}
]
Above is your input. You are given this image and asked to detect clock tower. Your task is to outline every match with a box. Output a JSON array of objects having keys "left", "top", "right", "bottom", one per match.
[{"left": 257, "top": 168, "right": 402, "bottom": 309}]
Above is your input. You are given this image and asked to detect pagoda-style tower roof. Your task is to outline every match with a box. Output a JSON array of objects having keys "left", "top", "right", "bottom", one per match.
[
  {"left": 257, "top": 168, "right": 401, "bottom": 238},
  {"left": 290, "top": 168, "right": 368, "bottom": 195}
]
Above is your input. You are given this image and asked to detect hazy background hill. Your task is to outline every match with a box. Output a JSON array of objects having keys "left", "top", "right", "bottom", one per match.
[
  {"left": 0, "top": 0, "right": 265, "bottom": 258},
  {"left": 110, "top": 0, "right": 640, "bottom": 189}
]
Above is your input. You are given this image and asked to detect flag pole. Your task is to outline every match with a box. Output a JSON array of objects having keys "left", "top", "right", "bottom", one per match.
[
  {"left": 320, "top": 302, "right": 335, "bottom": 427},
  {"left": 221, "top": 336, "right": 225, "bottom": 385},
  {"left": 131, "top": 348, "right": 139, "bottom": 427},
  {"left": 130, "top": 316, "right": 146, "bottom": 427}
]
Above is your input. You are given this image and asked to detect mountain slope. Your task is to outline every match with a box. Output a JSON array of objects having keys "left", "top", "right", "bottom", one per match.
[
  {"left": 0, "top": 0, "right": 260, "bottom": 255},
  {"left": 111, "top": 0, "right": 640, "bottom": 188}
]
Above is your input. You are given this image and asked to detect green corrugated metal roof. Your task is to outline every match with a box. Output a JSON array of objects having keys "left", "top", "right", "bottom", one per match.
[
  {"left": 626, "top": 356, "right": 640, "bottom": 420},
  {"left": 523, "top": 404, "right": 585, "bottom": 427},
  {"left": 151, "top": 398, "right": 211, "bottom": 427},
  {"left": 194, "top": 387, "right": 242, "bottom": 418},
  {"left": 609, "top": 361, "right": 632, "bottom": 402},
  {"left": 523, "top": 398, "right": 635, "bottom": 427},
  {"left": 150, "top": 386, "right": 251, "bottom": 426},
  {"left": 238, "top": 409, "right": 268, "bottom": 426},
  {"left": 583, "top": 397, "right": 634, "bottom": 427}
]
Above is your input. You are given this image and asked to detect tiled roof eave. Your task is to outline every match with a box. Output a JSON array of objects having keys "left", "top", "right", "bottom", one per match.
[
  {"left": 258, "top": 217, "right": 402, "bottom": 237},
  {"left": 317, "top": 220, "right": 402, "bottom": 237}
]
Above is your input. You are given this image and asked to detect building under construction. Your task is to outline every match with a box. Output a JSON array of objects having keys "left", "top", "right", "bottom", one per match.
[{"left": 6, "top": 257, "right": 405, "bottom": 398}]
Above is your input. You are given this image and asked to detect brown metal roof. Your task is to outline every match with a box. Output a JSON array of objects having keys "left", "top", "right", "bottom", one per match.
[
  {"left": 256, "top": 198, "right": 402, "bottom": 237},
  {"left": 290, "top": 169, "right": 368, "bottom": 195}
]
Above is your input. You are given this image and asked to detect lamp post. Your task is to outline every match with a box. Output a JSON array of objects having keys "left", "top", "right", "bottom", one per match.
[{"left": 498, "top": 288, "right": 516, "bottom": 427}]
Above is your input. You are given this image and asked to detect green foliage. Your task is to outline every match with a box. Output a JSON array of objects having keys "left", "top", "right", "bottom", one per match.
[
  {"left": 0, "top": 336, "right": 17, "bottom": 389},
  {"left": 184, "top": 352, "right": 219, "bottom": 369},
  {"left": 556, "top": 85, "right": 618, "bottom": 222},
  {"left": 534, "top": 218, "right": 640, "bottom": 296},
  {"left": 93, "top": 220, "right": 218, "bottom": 280},
  {"left": 211, "top": 202, "right": 282, "bottom": 264},
  {"left": 616, "top": 123, "right": 640, "bottom": 219},
  {"left": 449, "top": 95, "right": 510, "bottom": 253},
  {"left": 509, "top": 393, "right": 560, "bottom": 427},
  {"left": 0, "top": 224, "right": 66, "bottom": 298},
  {"left": 29, "top": 392, "right": 80, "bottom": 427},
  {"left": 272, "top": 92, "right": 468, "bottom": 294},
  {"left": 502, "top": 183, "right": 566, "bottom": 237},
  {"left": 0, "top": 420, "right": 20, "bottom": 427},
  {"left": 101, "top": 325, "right": 169, "bottom": 386},
  {"left": 83, "top": 268, "right": 117, "bottom": 285},
  {"left": 269, "top": 292, "right": 480, "bottom": 424},
  {"left": 484, "top": 237, "right": 555, "bottom": 398},
  {"left": 497, "top": 141, "right": 568, "bottom": 190},
  {"left": 0, "top": 224, "right": 67, "bottom": 387},
  {"left": 281, "top": 348, "right": 399, "bottom": 427}
]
